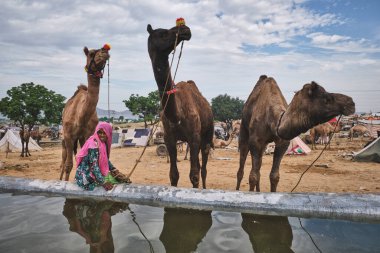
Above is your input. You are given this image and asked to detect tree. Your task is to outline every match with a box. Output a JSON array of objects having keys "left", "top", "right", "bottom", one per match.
[
  {"left": 211, "top": 94, "right": 244, "bottom": 123},
  {"left": 0, "top": 82, "right": 66, "bottom": 131},
  {"left": 123, "top": 91, "right": 160, "bottom": 128}
]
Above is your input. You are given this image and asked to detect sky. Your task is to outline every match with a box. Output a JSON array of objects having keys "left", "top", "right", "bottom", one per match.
[{"left": 0, "top": 0, "right": 379, "bottom": 113}]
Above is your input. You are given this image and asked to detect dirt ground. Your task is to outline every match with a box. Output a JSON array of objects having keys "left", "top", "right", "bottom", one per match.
[{"left": 0, "top": 136, "right": 379, "bottom": 194}]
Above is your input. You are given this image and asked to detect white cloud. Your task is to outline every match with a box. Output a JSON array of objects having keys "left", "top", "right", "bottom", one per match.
[{"left": 0, "top": 0, "right": 379, "bottom": 113}]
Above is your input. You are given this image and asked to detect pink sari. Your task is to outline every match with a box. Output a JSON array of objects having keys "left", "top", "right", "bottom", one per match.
[{"left": 76, "top": 122, "right": 113, "bottom": 176}]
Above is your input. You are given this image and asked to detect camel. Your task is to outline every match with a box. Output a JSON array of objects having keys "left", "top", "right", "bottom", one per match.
[
  {"left": 309, "top": 122, "right": 341, "bottom": 149},
  {"left": 59, "top": 44, "right": 110, "bottom": 181},
  {"left": 213, "top": 130, "right": 237, "bottom": 149},
  {"left": 349, "top": 124, "right": 371, "bottom": 141},
  {"left": 147, "top": 21, "right": 214, "bottom": 188},
  {"left": 19, "top": 128, "right": 31, "bottom": 157},
  {"left": 236, "top": 75, "right": 355, "bottom": 192}
]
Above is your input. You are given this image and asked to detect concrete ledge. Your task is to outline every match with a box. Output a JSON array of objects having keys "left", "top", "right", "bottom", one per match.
[{"left": 0, "top": 176, "right": 379, "bottom": 222}]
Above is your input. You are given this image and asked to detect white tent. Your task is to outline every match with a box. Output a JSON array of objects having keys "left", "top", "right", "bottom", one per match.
[
  {"left": 265, "top": 136, "right": 311, "bottom": 155},
  {"left": 0, "top": 130, "right": 42, "bottom": 152},
  {"left": 286, "top": 136, "right": 311, "bottom": 155}
]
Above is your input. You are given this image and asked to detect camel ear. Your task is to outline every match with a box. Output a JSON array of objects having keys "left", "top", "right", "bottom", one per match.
[
  {"left": 308, "top": 81, "right": 319, "bottom": 97},
  {"left": 147, "top": 24, "right": 153, "bottom": 34},
  {"left": 84, "top": 47, "right": 89, "bottom": 56}
]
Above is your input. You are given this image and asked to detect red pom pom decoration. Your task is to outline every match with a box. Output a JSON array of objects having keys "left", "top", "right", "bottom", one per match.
[
  {"left": 176, "top": 17, "right": 185, "bottom": 26},
  {"left": 103, "top": 43, "right": 111, "bottom": 51}
]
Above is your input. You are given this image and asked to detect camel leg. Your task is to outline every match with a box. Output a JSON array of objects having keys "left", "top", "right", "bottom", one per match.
[
  {"left": 200, "top": 143, "right": 211, "bottom": 189},
  {"left": 184, "top": 143, "right": 189, "bottom": 160},
  {"left": 270, "top": 140, "right": 289, "bottom": 192},
  {"left": 20, "top": 140, "right": 25, "bottom": 157},
  {"left": 166, "top": 139, "right": 179, "bottom": 187},
  {"left": 236, "top": 126, "right": 249, "bottom": 190},
  {"left": 59, "top": 140, "right": 67, "bottom": 180},
  {"left": 189, "top": 141, "right": 201, "bottom": 188},
  {"left": 249, "top": 144, "right": 265, "bottom": 192},
  {"left": 62, "top": 140, "right": 75, "bottom": 181},
  {"left": 25, "top": 140, "right": 31, "bottom": 157}
]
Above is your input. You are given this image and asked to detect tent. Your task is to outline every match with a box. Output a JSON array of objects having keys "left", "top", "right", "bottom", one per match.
[
  {"left": 111, "top": 128, "right": 152, "bottom": 147},
  {"left": 265, "top": 137, "right": 311, "bottom": 155},
  {"left": 0, "top": 130, "right": 42, "bottom": 152},
  {"left": 286, "top": 136, "right": 311, "bottom": 155},
  {"left": 353, "top": 137, "right": 380, "bottom": 163}
]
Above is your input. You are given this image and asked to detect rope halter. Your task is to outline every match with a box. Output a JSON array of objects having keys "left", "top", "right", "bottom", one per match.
[{"left": 85, "top": 43, "right": 111, "bottom": 78}]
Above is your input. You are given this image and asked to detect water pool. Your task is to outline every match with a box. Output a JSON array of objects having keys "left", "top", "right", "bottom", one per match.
[{"left": 0, "top": 193, "right": 379, "bottom": 253}]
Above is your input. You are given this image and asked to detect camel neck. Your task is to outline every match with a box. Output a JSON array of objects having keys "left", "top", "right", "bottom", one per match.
[
  {"left": 277, "top": 105, "right": 315, "bottom": 140},
  {"left": 85, "top": 74, "right": 100, "bottom": 109},
  {"left": 150, "top": 54, "right": 178, "bottom": 122}
]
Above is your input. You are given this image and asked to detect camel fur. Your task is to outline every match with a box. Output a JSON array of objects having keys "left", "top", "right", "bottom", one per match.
[
  {"left": 349, "top": 124, "right": 371, "bottom": 141},
  {"left": 310, "top": 122, "right": 341, "bottom": 150},
  {"left": 59, "top": 45, "right": 110, "bottom": 181},
  {"left": 147, "top": 23, "right": 214, "bottom": 188},
  {"left": 236, "top": 75, "right": 355, "bottom": 192},
  {"left": 19, "top": 128, "right": 31, "bottom": 157}
]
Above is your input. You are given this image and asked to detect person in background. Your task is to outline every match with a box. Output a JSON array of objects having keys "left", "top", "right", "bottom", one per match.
[{"left": 75, "top": 122, "right": 130, "bottom": 191}]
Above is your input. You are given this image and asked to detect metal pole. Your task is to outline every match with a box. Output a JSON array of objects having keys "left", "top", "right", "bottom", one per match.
[{"left": 107, "top": 60, "right": 110, "bottom": 121}]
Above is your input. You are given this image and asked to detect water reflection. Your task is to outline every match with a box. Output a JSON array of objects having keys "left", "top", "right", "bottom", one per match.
[
  {"left": 159, "top": 208, "right": 212, "bottom": 253},
  {"left": 241, "top": 213, "right": 294, "bottom": 253},
  {"left": 62, "top": 198, "right": 129, "bottom": 253}
]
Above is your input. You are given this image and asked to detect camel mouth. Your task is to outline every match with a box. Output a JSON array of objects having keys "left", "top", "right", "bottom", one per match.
[{"left": 178, "top": 26, "right": 192, "bottom": 41}]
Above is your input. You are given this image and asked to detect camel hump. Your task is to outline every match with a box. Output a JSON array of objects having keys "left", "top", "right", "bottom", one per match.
[
  {"left": 259, "top": 75, "right": 267, "bottom": 81},
  {"left": 77, "top": 84, "right": 88, "bottom": 91},
  {"left": 69, "top": 84, "right": 87, "bottom": 100},
  {"left": 187, "top": 80, "right": 195, "bottom": 85}
]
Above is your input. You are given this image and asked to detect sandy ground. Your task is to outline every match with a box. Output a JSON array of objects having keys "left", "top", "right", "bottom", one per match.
[{"left": 0, "top": 136, "right": 379, "bottom": 194}]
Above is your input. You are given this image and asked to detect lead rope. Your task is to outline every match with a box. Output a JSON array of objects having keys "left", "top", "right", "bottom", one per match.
[
  {"left": 291, "top": 115, "right": 343, "bottom": 192},
  {"left": 125, "top": 30, "right": 184, "bottom": 181}
]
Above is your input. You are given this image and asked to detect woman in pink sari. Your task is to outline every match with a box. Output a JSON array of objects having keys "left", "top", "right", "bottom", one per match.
[{"left": 75, "top": 122, "right": 130, "bottom": 191}]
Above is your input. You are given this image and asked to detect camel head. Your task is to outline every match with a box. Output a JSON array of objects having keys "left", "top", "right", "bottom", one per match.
[
  {"left": 147, "top": 22, "right": 191, "bottom": 57},
  {"left": 83, "top": 44, "right": 111, "bottom": 78},
  {"left": 292, "top": 81, "right": 355, "bottom": 126}
]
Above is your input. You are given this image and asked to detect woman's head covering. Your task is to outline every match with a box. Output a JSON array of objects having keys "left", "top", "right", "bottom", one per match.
[{"left": 76, "top": 122, "right": 113, "bottom": 176}]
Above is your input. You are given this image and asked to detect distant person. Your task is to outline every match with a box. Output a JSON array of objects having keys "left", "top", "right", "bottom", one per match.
[{"left": 75, "top": 122, "right": 130, "bottom": 191}]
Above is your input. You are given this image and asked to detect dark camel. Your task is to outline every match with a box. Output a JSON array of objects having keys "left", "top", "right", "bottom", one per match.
[
  {"left": 147, "top": 22, "right": 214, "bottom": 188},
  {"left": 236, "top": 75, "right": 355, "bottom": 192},
  {"left": 60, "top": 44, "right": 110, "bottom": 181}
]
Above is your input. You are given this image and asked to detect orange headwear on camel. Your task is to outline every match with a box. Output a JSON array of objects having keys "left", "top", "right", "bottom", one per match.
[
  {"left": 103, "top": 43, "right": 111, "bottom": 51},
  {"left": 176, "top": 17, "right": 185, "bottom": 26}
]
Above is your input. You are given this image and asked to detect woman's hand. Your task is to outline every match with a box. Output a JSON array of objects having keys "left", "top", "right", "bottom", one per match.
[{"left": 102, "top": 182, "right": 114, "bottom": 191}]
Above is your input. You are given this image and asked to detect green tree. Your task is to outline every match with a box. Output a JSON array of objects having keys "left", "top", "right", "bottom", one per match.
[
  {"left": 0, "top": 82, "right": 66, "bottom": 131},
  {"left": 211, "top": 94, "right": 245, "bottom": 123},
  {"left": 123, "top": 90, "right": 160, "bottom": 128}
]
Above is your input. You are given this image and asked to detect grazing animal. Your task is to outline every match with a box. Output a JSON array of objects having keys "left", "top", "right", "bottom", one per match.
[
  {"left": 59, "top": 45, "right": 110, "bottom": 181},
  {"left": 349, "top": 124, "right": 371, "bottom": 141},
  {"left": 236, "top": 75, "right": 355, "bottom": 192},
  {"left": 147, "top": 21, "right": 214, "bottom": 188}
]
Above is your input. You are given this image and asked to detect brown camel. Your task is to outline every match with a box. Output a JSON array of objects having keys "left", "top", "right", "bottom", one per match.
[
  {"left": 236, "top": 75, "right": 355, "bottom": 192},
  {"left": 147, "top": 21, "right": 214, "bottom": 188},
  {"left": 349, "top": 124, "right": 371, "bottom": 140},
  {"left": 19, "top": 128, "right": 31, "bottom": 157},
  {"left": 309, "top": 122, "right": 341, "bottom": 150},
  {"left": 59, "top": 44, "right": 110, "bottom": 181}
]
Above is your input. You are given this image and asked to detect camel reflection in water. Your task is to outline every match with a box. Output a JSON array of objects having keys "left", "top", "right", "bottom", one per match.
[
  {"left": 62, "top": 199, "right": 129, "bottom": 253},
  {"left": 159, "top": 208, "right": 212, "bottom": 253},
  {"left": 241, "top": 213, "right": 294, "bottom": 253},
  {"left": 62, "top": 198, "right": 293, "bottom": 253}
]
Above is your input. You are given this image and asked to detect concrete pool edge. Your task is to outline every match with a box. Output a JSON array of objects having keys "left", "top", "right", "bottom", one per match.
[{"left": 0, "top": 176, "right": 379, "bottom": 222}]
